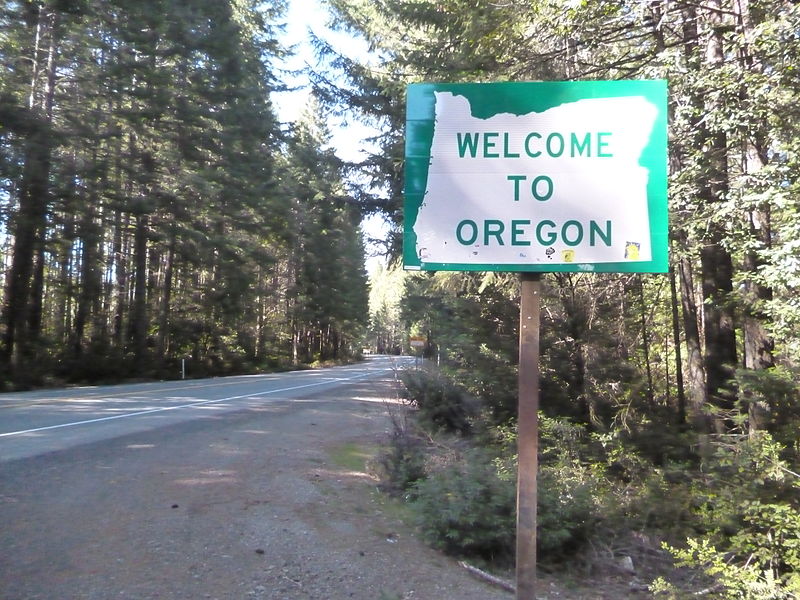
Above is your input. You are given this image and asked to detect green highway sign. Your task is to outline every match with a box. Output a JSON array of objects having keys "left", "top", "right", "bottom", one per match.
[{"left": 403, "top": 80, "right": 668, "bottom": 273}]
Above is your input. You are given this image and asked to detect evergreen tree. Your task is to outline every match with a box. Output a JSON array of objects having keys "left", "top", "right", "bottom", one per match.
[
  {"left": 0, "top": 0, "right": 363, "bottom": 385},
  {"left": 281, "top": 97, "right": 369, "bottom": 363},
  {"left": 325, "top": 0, "right": 800, "bottom": 434}
]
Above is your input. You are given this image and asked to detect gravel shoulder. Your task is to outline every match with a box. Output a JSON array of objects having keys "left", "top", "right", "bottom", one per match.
[{"left": 0, "top": 371, "right": 513, "bottom": 599}]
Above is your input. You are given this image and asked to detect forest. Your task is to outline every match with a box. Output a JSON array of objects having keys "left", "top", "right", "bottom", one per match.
[
  {"left": 348, "top": 1, "right": 800, "bottom": 598},
  {"left": 2, "top": 0, "right": 800, "bottom": 597},
  {"left": 0, "top": 0, "right": 369, "bottom": 387}
]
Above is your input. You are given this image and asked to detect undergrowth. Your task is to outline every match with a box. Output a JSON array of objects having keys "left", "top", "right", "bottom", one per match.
[{"left": 378, "top": 365, "right": 800, "bottom": 597}]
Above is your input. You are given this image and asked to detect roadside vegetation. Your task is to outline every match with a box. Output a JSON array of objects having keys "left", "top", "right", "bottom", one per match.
[
  {"left": 336, "top": 1, "right": 800, "bottom": 596},
  {"left": 369, "top": 271, "right": 800, "bottom": 598}
]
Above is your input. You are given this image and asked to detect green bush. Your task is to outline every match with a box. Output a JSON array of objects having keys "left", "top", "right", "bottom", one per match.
[
  {"left": 376, "top": 410, "right": 428, "bottom": 495},
  {"left": 536, "top": 416, "right": 605, "bottom": 558},
  {"left": 735, "top": 366, "right": 800, "bottom": 454},
  {"left": 658, "top": 516, "right": 800, "bottom": 599},
  {"left": 537, "top": 459, "right": 602, "bottom": 559},
  {"left": 688, "top": 432, "right": 797, "bottom": 538},
  {"left": 667, "top": 502, "right": 800, "bottom": 599},
  {"left": 409, "top": 444, "right": 604, "bottom": 565},
  {"left": 731, "top": 502, "right": 800, "bottom": 584},
  {"left": 400, "top": 369, "right": 478, "bottom": 435},
  {"left": 411, "top": 448, "right": 516, "bottom": 563},
  {"left": 654, "top": 431, "right": 800, "bottom": 598}
]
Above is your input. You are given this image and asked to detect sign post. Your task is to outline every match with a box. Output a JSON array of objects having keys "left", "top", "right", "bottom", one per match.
[
  {"left": 516, "top": 272, "right": 541, "bottom": 597},
  {"left": 404, "top": 80, "right": 668, "bottom": 598},
  {"left": 410, "top": 336, "right": 426, "bottom": 368}
]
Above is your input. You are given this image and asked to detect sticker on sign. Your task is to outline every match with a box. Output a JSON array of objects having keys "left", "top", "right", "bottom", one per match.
[{"left": 404, "top": 81, "right": 668, "bottom": 273}]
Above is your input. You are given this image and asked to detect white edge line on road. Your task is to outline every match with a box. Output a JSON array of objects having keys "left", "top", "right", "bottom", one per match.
[{"left": 0, "top": 368, "right": 393, "bottom": 439}]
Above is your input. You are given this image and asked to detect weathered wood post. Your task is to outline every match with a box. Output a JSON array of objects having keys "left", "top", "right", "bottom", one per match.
[{"left": 517, "top": 272, "right": 542, "bottom": 598}]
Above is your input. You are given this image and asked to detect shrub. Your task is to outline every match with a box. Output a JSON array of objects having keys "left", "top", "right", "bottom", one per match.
[
  {"left": 537, "top": 458, "right": 602, "bottom": 560},
  {"left": 409, "top": 443, "right": 603, "bottom": 566},
  {"left": 411, "top": 448, "right": 516, "bottom": 564},
  {"left": 654, "top": 431, "right": 800, "bottom": 598},
  {"left": 735, "top": 366, "right": 800, "bottom": 453},
  {"left": 399, "top": 369, "right": 478, "bottom": 435},
  {"left": 658, "top": 517, "right": 800, "bottom": 599},
  {"left": 730, "top": 502, "right": 800, "bottom": 588},
  {"left": 375, "top": 409, "right": 428, "bottom": 495}
]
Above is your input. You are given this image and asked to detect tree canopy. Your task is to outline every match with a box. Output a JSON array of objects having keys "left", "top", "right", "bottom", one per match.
[
  {"left": 0, "top": 0, "right": 370, "bottom": 386},
  {"left": 327, "top": 1, "right": 800, "bottom": 595}
]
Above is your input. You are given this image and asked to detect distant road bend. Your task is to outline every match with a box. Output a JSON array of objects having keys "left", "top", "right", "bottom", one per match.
[{"left": 0, "top": 354, "right": 412, "bottom": 463}]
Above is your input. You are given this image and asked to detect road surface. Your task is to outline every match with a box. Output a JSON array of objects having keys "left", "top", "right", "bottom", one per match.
[
  {"left": 0, "top": 356, "right": 410, "bottom": 462},
  {"left": 0, "top": 356, "right": 511, "bottom": 600}
]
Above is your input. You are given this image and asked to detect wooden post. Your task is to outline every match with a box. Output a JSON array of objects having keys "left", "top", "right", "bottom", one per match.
[{"left": 517, "top": 272, "right": 542, "bottom": 599}]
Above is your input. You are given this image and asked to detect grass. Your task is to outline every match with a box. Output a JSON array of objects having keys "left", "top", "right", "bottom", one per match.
[
  {"left": 326, "top": 440, "right": 417, "bottom": 530},
  {"left": 328, "top": 441, "right": 376, "bottom": 472}
]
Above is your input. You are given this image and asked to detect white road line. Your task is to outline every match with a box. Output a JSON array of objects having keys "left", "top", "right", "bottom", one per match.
[{"left": 0, "top": 368, "right": 391, "bottom": 439}]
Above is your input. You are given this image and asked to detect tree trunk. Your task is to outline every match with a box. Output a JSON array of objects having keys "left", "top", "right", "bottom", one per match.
[
  {"left": 742, "top": 208, "right": 774, "bottom": 373},
  {"left": 256, "top": 268, "right": 266, "bottom": 359},
  {"left": 698, "top": 1, "right": 738, "bottom": 425},
  {"left": 112, "top": 209, "right": 129, "bottom": 347},
  {"left": 3, "top": 128, "right": 52, "bottom": 368},
  {"left": 678, "top": 252, "right": 708, "bottom": 431},
  {"left": 27, "top": 228, "right": 46, "bottom": 350},
  {"left": 668, "top": 259, "right": 687, "bottom": 426},
  {"left": 733, "top": 0, "right": 775, "bottom": 433},
  {"left": 1, "top": 6, "right": 59, "bottom": 372},
  {"left": 638, "top": 275, "right": 655, "bottom": 406},
  {"left": 556, "top": 274, "right": 588, "bottom": 425},
  {"left": 28, "top": 3, "right": 60, "bottom": 352},
  {"left": 131, "top": 213, "right": 149, "bottom": 370},
  {"left": 156, "top": 230, "right": 176, "bottom": 360},
  {"left": 55, "top": 202, "right": 76, "bottom": 345},
  {"left": 72, "top": 131, "right": 106, "bottom": 358},
  {"left": 72, "top": 208, "right": 102, "bottom": 357}
]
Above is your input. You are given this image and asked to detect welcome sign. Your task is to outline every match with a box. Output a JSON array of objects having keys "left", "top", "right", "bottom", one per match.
[{"left": 403, "top": 80, "right": 668, "bottom": 273}]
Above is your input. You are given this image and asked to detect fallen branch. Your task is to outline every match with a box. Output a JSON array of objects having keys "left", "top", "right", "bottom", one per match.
[
  {"left": 693, "top": 582, "right": 724, "bottom": 596},
  {"left": 458, "top": 561, "right": 515, "bottom": 594}
]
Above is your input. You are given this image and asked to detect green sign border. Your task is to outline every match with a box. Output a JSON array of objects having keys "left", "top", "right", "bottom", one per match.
[{"left": 403, "top": 80, "right": 668, "bottom": 273}]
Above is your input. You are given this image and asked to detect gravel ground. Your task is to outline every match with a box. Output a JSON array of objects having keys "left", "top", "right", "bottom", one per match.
[{"left": 0, "top": 372, "right": 516, "bottom": 600}]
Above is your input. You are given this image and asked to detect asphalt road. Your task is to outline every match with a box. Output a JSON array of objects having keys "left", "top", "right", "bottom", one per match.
[
  {"left": 0, "top": 354, "right": 513, "bottom": 600},
  {"left": 0, "top": 355, "right": 412, "bottom": 463}
]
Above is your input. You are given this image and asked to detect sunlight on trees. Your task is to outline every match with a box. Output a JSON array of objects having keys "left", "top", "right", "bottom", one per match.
[{"left": 325, "top": 0, "right": 800, "bottom": 594}]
